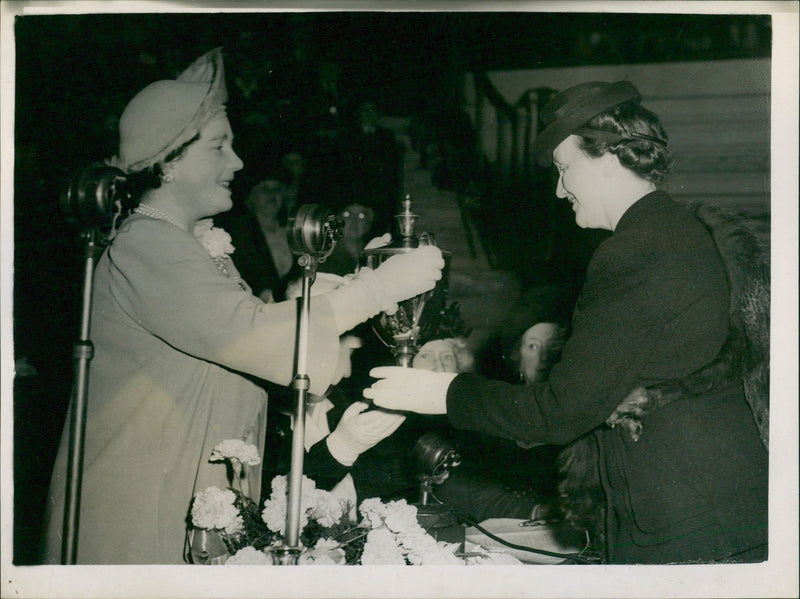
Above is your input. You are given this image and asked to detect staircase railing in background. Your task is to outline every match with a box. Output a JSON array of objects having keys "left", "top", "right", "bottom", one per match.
[
  {"left": 472, "top": 73, "right": 539, "bottom": 186},
  {"left": 411, "top": 72, "right": 591, "bottom": 288},
  {"left": 468, "top": 74, "right": 577, "bottom": 287}
]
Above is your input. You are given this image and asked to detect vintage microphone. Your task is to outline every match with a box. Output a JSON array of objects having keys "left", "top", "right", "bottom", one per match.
[
  {"left": 58, "top": 162, "right": 129, "bottom": 564},
  {"left": 271, "top": 204, "right": 343, "bottom": 565}
]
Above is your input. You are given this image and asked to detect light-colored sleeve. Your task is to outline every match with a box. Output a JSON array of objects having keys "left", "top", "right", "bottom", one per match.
[{"left": 107, "top": 218, "right": 340, "bottom": 394}]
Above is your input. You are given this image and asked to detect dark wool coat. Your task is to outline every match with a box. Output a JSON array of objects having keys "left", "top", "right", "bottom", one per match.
[{"left": 447, "top": 191, "right": 768, "bottom": 563}]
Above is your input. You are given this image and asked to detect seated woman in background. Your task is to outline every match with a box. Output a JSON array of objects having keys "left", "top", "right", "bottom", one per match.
[
  {"left": 43, "top": 48, "right": 444, "bottom": 565},
  {"left": 221, "top": 170, "right": 297, "bottom": 303},
  {"left": 432, "top": 291, "right": 570, "bottom": 523}
]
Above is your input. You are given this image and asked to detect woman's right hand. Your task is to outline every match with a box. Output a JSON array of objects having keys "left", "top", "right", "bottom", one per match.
[
  {"left": 373, "top": 245, "right": 444, "bottom": 309},
  {"left": 326, "top": 401, "right": 406, "bottom": 466}
]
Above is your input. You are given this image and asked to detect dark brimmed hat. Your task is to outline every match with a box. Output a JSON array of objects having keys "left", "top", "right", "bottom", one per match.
[{"left": 532, "top": 80, "right": 641, "bottom": 167}]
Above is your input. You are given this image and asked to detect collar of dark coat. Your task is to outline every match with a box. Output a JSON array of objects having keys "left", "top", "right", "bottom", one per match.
[{"left": 614, "top": 189, "right": 674, "bottom": 234}]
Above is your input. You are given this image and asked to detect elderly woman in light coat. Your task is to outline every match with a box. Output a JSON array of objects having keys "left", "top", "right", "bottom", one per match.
[{"left": 44, "top": 48, "right": 443, "bottom": 565}]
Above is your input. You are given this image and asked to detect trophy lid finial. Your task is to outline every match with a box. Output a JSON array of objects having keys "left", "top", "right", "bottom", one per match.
[{"left": 396, "top": 194, "right": 419, "bottom": 248}]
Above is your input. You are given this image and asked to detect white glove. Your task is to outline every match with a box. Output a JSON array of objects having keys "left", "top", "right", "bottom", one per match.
[
  {"left": 362, "top": 367, "right": 456, "bottom": 414},
  {"left": 372, "top": 245, "right": 444, "bottom": 314},
  {"left": 326, "top": 245, "right": 444, "bottom": 334},
  {"left": 326, "top": 401, "right": 406, "bottom": 466}
]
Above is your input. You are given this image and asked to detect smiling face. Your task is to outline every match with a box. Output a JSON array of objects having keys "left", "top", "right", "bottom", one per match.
[
  {"left": 167, "top": 115, "right": 243, "bottom": 220},
  {"left": 553, "top": 135, "right": 614, "bottom": 231}
]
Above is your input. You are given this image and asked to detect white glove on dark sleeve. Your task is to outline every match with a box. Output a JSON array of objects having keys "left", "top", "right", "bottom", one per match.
[
  {"left": 362, "top": 367, "right": 456, "bottom": 414},
  {"left": 326, "top": 401, "right": 406, "bottom": 466}
]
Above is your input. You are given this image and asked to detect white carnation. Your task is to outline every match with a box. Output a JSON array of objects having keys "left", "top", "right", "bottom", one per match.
[
  {"left": 261, "top": 497, "right": 289, "bottom": 534},
  {"left": 261, "top": 475, "right": 318, "bottom": 535},
  {"left": 358, "top": 497, "right": 388, "bottom": 529},
  {"left": 210, "top": 439, "right": 261, "bottom": 466},
  {"left": 360, "top": 528, "right": 406, "bottom": 565},
  {"left": 309, "top": 488, "right": 345, "bottom": 528},
  {"left": 383, "top": 499, "right": 424, "bottom": 535},
  {"left": 398, "top": 530, "right": 439, "bottom": 565},
  {"left": 194, "top": 219, "right": 235, "bottom": 258},
  {"left": 191, "top": 486, "right": 243, "bottom": 534}
]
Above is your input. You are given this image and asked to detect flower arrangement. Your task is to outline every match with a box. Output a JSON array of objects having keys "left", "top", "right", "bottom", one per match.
[{"left": 188, "top": 440, "right": 520, "bottom": 565}]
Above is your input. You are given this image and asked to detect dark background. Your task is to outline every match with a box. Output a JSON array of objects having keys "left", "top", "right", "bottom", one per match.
[{"left": 11, "top": 11, "right": 771, "bottom": 564}]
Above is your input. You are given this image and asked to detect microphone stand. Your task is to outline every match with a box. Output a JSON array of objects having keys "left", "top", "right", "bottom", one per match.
[
  {"left": 272, "top": 205, "right": 342, "bottom": 565},
  {"left": 62, "top": 227, "right": 107, "bottom": 564},
  {"left": 271, "top": 254, "right": 318, "bottom": 565}
]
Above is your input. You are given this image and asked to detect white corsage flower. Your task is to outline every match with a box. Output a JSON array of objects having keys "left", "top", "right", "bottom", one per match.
[
  {"left": 191, "top": 486, "right": 244, "bottom": 535},
  {"left": 358, "top": 497, "right": 388, "bottom": 529},
  {"left": 309, "top": 488, "right": 346, "bottom": 528},
  {"left": 194, "top": 219, "right": 235, "bottom": 258}
]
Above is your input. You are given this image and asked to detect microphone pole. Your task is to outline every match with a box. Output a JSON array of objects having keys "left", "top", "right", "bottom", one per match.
[
  {"left": 58, "top": 163, "right": 126, "bottom": 564},
  {"left": 272, "top": 253, "right": 316, "bottom": 565},
  {"left": 272, "top": 205, "right": 342, "bottom": 565},
  {"left": 62, "top": 227, "right": 105, "bottom": 564}
]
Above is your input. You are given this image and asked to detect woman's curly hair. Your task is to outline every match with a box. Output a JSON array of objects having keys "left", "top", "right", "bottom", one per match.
[
  {"left": 579, "top": 101, "right": 674, "bottom": 184},
  {"left": 123, "top": 132, "right": 201, "bottom": 203}
]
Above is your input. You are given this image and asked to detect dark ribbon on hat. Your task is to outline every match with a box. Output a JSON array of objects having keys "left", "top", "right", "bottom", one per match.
[
  {"left": 533, "top": 80, "right": 647, "bottom": 166},
  {"left": 575, "top": 127, "right": 668, "bottom": 146}
]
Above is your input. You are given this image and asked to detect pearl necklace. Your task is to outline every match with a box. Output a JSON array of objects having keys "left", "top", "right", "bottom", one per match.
[{"left": 134, "top": 204, "right": 184, "bottom": 230}]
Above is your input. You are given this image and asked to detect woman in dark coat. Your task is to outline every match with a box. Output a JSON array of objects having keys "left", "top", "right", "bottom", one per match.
[{"left": 363, "top": 81, "right": 768, "bottom": 564}]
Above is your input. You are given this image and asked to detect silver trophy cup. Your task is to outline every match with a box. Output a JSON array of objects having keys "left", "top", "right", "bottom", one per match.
[{"left": 361, "top": 197, "right": 451, "bottom": 367}]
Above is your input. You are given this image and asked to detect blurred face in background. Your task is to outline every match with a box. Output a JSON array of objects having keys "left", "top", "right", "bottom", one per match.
[
  {"left": 413, "top": 339, "right": 458, "bottom": 373},
  {"left": 339, "top": 203, "right": 375, "bottom": 241},
  {"left": 413, "top": 338, "right": 474, "bottom": 374},
  {"left": 247, "top": 179, "right": 289, "bottom": 230},
  {"left": 518, "top": 322, "right": 559, "bottom": 385}
]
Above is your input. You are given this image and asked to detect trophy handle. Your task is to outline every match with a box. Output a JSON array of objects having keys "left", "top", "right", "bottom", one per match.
[{"left": 418, "top": 231, "right": 436, "bottom": 247}]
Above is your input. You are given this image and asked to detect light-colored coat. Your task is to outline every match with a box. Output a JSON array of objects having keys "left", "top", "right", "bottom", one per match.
[{"left": 44, "top": 215, "right": 339, "bottom": 564}]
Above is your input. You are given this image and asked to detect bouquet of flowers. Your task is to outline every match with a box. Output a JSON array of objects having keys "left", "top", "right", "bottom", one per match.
[{"left": 188, "top": 440, "right": 520, "bottom": 565}]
